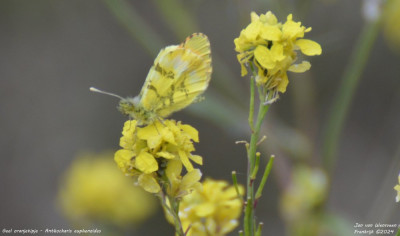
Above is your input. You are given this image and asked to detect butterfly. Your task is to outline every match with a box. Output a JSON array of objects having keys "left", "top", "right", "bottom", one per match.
[{"left": 91, "top": 33, "right": 212, "bottom": 125}]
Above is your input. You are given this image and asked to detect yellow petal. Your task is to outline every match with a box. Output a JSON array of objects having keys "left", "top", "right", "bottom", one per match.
[
  {"left": 220, "top": 220, "right": 239, "bottom": 234},
  {"left": 276, "top": 73, "right": 289, "bottom": 93},
  {"left": 250, "top": 11, "right": 259, "bottom": 22},
  {"left": 136, "top": 151, "right": 158, "bottom": 174},
  {"left": 156, "top": 151, "right": 176, "bottom": 159},
  {"left": 114, "top": 149, "right": 134, "bottom": 163},
  {"left": 254, "top": 45, "right": 275, "bottom": 69},
  {"left": 138, "top": 174, "right": 160, "bottom": 193},
  {"left": 243, "top": 20, "right": 262, "bottom": 41},
  {"left": 137, "top": 124, "right": 158, "bottom": 139},
  {"left": 114, "top": 149, "right": 135, "bottom": 174},
  {"left": 296, "top": 39, "right": 322, "bottom": 56},
  {"left": 260, "top": 25, "right": 282, "bottom": 41},
  {"left": 194, "top": 203, "right": 215, "bottom": 217},
  {"left": 205, "top": 218, "right": 217, "bottom": 235},
  {"left": 166, "top": 159, "right": 183, "bottom": 180},
  {"left": 121, "top": 120, "right": 137, "bottom": 136},
  {"left": 179, "top": 150, "right": 193, "bottom": 172},
  {"left": 137, "top": 124, "right": 163, "bottom": 149},
  {"left": 181, "top": 169, "right": 202, "bottom": 189},
  {"left": 177, "top": 169, "right": 202, "bottom": 197},
  {"left": 288, "top": 61, "right": 311, "bottom": 73},
  {"left": 270, "top": 43, "right": 285, "bottom": 61},
  {"left": 161, "top": 127, "right": 176, "bottom": 145},
  {"left": 147, "top": 136, "right": 162, "bottom": 149},
  {"left": 180, "top": 124, "right": 199, "bottom": 142},
  {"left": 189, "top": 154, "right": 203, "bottom": 165},
  {"left": 240, "top": 62, "right": 248, "bottom": 77},
  {"left": 264, "top": 11, "right": 278, "bottom": 25},
  {"left": 282, "top": 20, "right": 304, "bottom": 39}
]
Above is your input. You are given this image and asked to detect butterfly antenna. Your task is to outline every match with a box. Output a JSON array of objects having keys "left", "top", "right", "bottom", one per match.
[{"left": 89, "top": 87, "right": 124, "bottom": 100}]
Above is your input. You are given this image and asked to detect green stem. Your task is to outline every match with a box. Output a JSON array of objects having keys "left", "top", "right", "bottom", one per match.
[
  {"left": 159, "top": 173, "right": 184, "bottom": 236},
  {"left": 249, "top": 76, "right": 255, "bottom": 131},
  {"left": 255, "top": 222, "right": 264, "bottom": 236},
  {"left": 151, "top": 0, "right": 198, "bottom": 39},
  {"left": 244, "top": 196, "right": 253, "bottom": 235},
  {"left": 232, "top": 171, "right": 243, "bottom": 201},
  {"left": 322, "top": 17, "right": 381, "bottom": 174},
  {"left": 255, "top": 155, "right": 275, "bottom": 200},
  {"left": 244, "top": 63, "right": 271, "bottom": 236},
  {"left": 159, "top": 193, "right": 184, "bottom": 236},
  {"left": 167, "top": 194, "right": 184, "bottom": 236},
  {"left": 245, "top": 101, "right": 270, "bottom": 236},
  {"left": 102, "top": 0, "right": 164, "bottom": 57},
  {"left": 251, "top": 152, "right": 261, "bottom": 180},
  {"left": 396, "top": 228, "right": 400, "bottom": 236}
]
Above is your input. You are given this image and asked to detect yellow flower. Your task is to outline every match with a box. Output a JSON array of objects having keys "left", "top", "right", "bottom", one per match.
[
  {"left": 383, "top": 0, "right": 400, "bottom": 52},
  {"left": 280, "top": 166, "right": 327, "bottom": 236},
  {"left": 394, "top": 173, "right": 400, "bottom": 202},
  {"left": 58, "top": 152, "right": 157, "bottom": 228},
  {"left": 234, "top": 11, "right": 321, "bottom": 100},
  {"left": 165, "top": 159, "right": 202, "bottom": 198},
  {"left": 114, "top": 119, "right": 203, "bottom": 194},
  {"left": 178, "top": 179, "right": 244, "bottom": 236},
  {"left": 280, "top": 166, "right": 327, "bottom": 221}
]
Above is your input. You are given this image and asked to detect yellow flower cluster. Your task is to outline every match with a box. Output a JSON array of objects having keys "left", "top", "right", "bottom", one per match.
[
  {"left": 234, "top": 11, "right": 322, "bottom": 99},
  {"left": 58, "top": 152, "right": 157, "bottom": 228},
  {"left": 178, "top": 179, "right": 244, "bottom": 236},
  {"left": 394, "top": 173, "right": 400, "bottom": 202},
  {"left": 114, "top": 120, "right": 203, "bottom": 194}
]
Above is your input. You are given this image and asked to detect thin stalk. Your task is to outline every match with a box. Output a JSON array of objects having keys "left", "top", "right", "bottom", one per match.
[
  {"left": 151, "top": 0, "right": 198, "bottom": 39},
  {"left": 244, "top": 63, "right": 271, "bottom": 235},
  {"left": 245, "top": 101, "right": 270, "bottom": 235},
  {"left": 244, "top": 197, "right": 253, "bottom": 235},
  {"left": 249, "top": 76, "right": 255, "bottom": 131},
  {"left": 255, "top": 222, "right": 264, "bottom": 236},
  {"left": 251, "top": 152, "right": 261, "bottom": 180},
  {"left": 255, "top": 155, "right": 275, "bottom": 201},
  {"left": 322, "top": 17, "right": 381, "bottom": 174},
  {"left": 102, "top": 0, "right": 164, "bottom": 57},
  {"left": 158, "top": 192, "right": 184, "bottom": 236},
  {"left": 167, "top": 194, "right": 184, "bottom": 236},
  {"left": 232, "top": 171, "right": 243, "bottom": 201}
]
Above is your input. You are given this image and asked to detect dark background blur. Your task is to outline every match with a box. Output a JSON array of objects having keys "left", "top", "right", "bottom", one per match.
[{"left": 1, "top": 0, "right": 400, "bottom": 235}]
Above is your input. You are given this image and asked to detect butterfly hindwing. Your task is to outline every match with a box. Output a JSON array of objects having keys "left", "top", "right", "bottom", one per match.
[{"left": 139, "top": 33, "right": 212, "bottom": 118}]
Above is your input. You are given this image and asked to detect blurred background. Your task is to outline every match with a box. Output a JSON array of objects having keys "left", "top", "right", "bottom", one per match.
[{"left": 1, "top": 0, "right": 400, "bottom": 235}]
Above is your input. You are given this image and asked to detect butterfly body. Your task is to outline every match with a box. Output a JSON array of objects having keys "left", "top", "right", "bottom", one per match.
[{"left": 116, "top": 33, "right": 212, "bottom": 125}]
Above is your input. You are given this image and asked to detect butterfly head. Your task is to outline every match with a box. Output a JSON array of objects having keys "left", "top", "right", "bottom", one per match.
[
  {"left": 119, "top": 96, "right": 157, "bottom": 125},
  {"left": 118, "top": 97, "right": 139, "bottom": 117}
]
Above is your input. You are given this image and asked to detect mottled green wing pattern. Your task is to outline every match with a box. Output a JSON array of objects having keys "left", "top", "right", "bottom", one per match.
[{"left": 138, "top": 33, "right": 212, "bottom": 119}]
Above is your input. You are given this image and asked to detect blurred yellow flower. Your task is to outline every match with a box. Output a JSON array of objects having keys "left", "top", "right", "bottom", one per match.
[
  {"left": 280, "top": 165, "right": 327, "bottom": 236},
  {"left": 394, "top": 173, "right": 400, "bottom": 202},
  {"left": 234, "top": 11, "right": 321, "bottom": 100},
  {"left": 58, "top": 152, "right": 157, "bottom": 228},
  {"left": 177, "top": 179, "right": 244, "bottom": 236},
  {"left": 383, "top": 0, "right": 400, "bottom": 52},
  {"left": 114, "top": 119, "right": 202, "bottom": 194}
]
